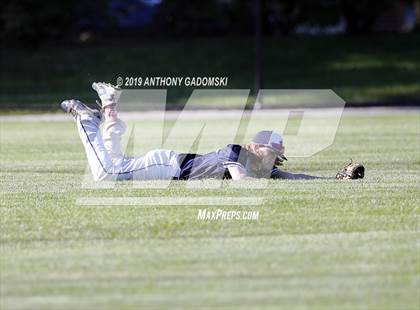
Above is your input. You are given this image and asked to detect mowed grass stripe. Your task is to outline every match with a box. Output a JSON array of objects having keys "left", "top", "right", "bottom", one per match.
[
  {"left": 1, "top": 232, "right": 418, "bottom": 309},
  {"left": 0, "top": 110, "right": 419, "bottom": 309}
]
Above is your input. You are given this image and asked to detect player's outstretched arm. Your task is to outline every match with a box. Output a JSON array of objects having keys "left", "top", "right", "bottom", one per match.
[
  {"left": 271, "top": 161, "right": 366, "bottom": 180},
  {"left": 228, "top": 166, "right": 323, "bottom": 180},
  {"left": 271, "top": 167, "right": 324, "bottom": 180}
]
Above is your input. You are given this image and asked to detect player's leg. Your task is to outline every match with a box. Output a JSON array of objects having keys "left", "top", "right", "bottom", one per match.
[
  {"left": 61, "top": 99, "right": 121, "bottom": 181},
  {"left": 91, "top": 82, "right": 181, "bottom": 180},
  {"left": 62, "top": 83, "right": 181, "bottom": 181},
  {"left": 102, "top": 118, "right": 126, "bottom": 160},
  {"left": 99, "top": 118, "right": 181, "bottom": 180},
  {"left": 61, "top": 98, "right": 180, "bottom": 181},
  {"left": 92, "top": 81, "right": 122, "bottom": 109},
  {"left": 91, "top": 82, "right": 126, "bottom": 161}
]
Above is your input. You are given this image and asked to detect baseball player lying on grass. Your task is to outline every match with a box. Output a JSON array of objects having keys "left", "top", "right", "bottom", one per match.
[{"left": 60, "top": 82, "right": 364, "bottom": 181}]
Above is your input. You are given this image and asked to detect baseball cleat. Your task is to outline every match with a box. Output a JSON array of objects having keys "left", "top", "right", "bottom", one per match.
[
  {"left": 60, "top": 99, "right": 102, "bottom": 119},
  {"left": 92, "top": 82, "right": 122, "bottom": 108}
]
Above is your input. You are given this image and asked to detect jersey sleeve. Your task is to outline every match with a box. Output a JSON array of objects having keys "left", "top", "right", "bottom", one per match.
[
  {"left": 222, "top": 161, "right": 246, "bottom": 170},
  {"left": 220, "top": 144, "right": 247, "bottom": 170}
]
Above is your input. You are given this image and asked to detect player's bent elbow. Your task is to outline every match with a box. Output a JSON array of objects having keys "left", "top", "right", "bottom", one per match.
[
  {"left": 91, "top": 173, "right": 105, "bottom": 182},
  {"left": 227, "top": 166, "right": 249, "bottom": 180},
  {"left": 231, "top": 174, "right": 253, "bottom": 181},
  {"left": 230, "top": 173, "right": 247, "bottom": 180},
  {"left": 91, "top": 170, "right": 112, "bottom": 182}
]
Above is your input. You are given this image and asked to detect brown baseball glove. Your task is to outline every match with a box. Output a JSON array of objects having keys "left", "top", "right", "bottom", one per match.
[{"left": 336, "top": 160, "right": 365, "bottom": 180}]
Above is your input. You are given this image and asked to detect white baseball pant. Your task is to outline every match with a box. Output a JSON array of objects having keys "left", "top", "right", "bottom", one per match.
[{"left": 76, "top": 113, "right": 181, "bottom": 181}]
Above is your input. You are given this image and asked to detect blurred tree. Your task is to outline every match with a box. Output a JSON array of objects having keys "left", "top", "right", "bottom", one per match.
[
  {"left": 152, "top": 0, "right": 230, "bottom": 36},
  {"left": 0, "top": 0, "right": 410, "bottom": 47},
  {"left": 341, "top": 0, "right": 394, "bottom": 34},
  {"left": 264, "top": 0, "right": 396, "bottom": 35},
  {"left": 152, "top": 0, "right": 398, "bottom": 36},
  {"left": 0, "top": 0, "right": 109, "bottom": 47}
]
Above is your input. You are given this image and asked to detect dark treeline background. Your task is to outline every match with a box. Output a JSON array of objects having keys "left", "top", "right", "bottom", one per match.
[
  {"left": 1, "top": 0, "right": 418, "bottom": 47},
  {"left": 1, "top": 0, "right": 419, "bottom": 109}
]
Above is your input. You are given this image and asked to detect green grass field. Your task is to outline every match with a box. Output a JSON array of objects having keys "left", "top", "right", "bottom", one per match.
[{"left": 0, "top": 109, "right": 419, "bottom": 309}]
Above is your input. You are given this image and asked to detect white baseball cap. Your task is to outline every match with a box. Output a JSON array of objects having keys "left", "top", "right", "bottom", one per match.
[{"left": 252, "top": 130, "right": 284, "bottom": 154}]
